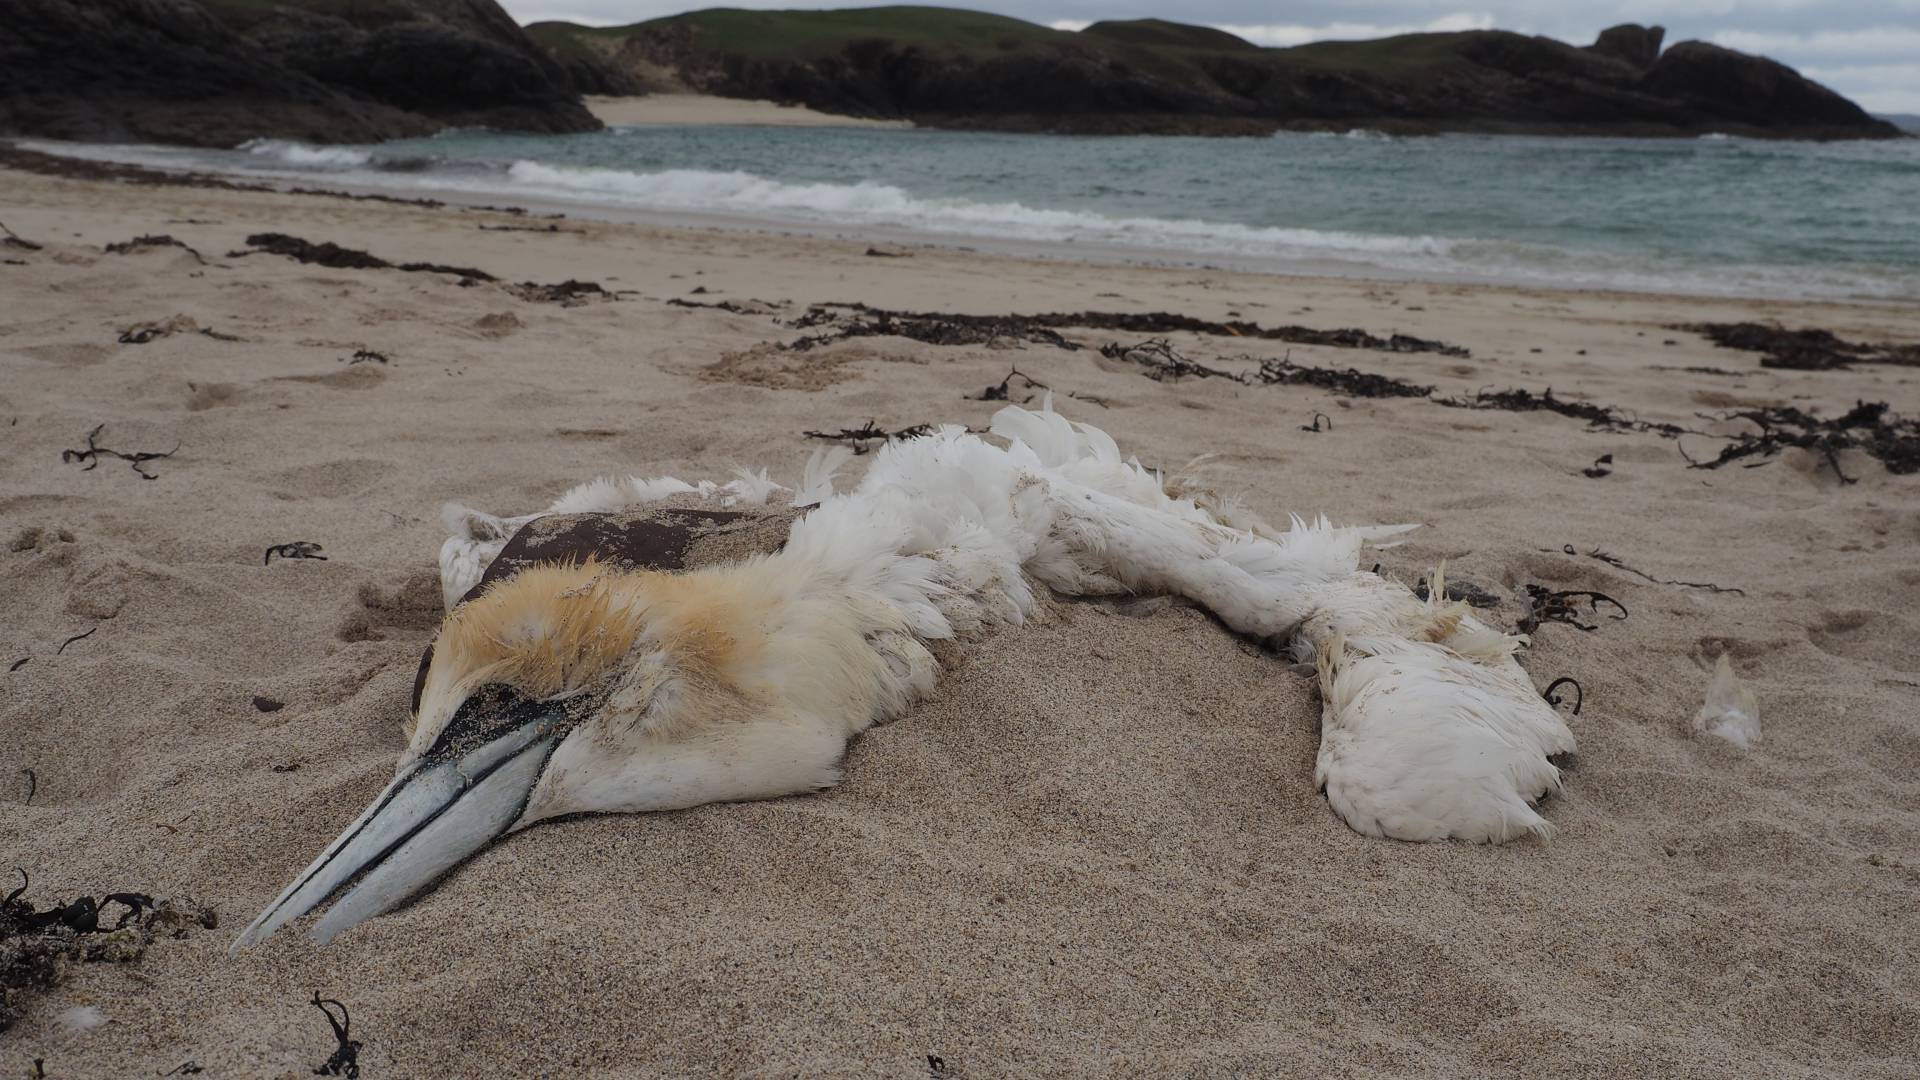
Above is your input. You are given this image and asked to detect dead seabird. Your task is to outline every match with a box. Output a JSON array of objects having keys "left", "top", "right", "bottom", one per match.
[{"left": 234, "top": 400, "right": 1574, "bottom": 949}]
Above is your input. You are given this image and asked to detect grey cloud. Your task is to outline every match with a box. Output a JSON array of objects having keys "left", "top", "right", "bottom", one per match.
[{"left": 501, "top": 1, "right": 1917, "bottom": 114}]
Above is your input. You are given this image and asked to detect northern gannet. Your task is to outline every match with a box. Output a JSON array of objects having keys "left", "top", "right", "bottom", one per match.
[{"left": 234, "top": 400, "right": 1574, "bottom": 949}]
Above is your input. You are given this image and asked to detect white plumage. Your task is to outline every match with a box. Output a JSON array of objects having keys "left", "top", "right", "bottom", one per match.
[{"left": 238, "top": 398, "right": 1574, "bottom": 949}]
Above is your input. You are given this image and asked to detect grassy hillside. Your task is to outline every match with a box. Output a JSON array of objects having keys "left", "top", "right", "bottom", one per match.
[{"left": 526, "top": 6, "right": 1898, "bottom": 139}]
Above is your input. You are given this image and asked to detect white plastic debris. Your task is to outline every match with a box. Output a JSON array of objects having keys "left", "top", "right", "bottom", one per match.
[
  {"left": 60, "top": 1005, "right": 106, "bottom": 1033},
  {"left": 1694, "top": 653, "right": 1760, "bottom": 749}
]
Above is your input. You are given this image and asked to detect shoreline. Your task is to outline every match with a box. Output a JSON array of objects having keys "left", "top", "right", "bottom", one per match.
[
  {"left": 585, "top": 93, "right": 914, "bottom": 129},
  {"left": 6, "top": 140, "right": 1913, "bottom": 308}
]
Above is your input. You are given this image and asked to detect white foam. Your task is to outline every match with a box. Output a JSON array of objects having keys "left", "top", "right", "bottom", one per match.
[
  {"left": 498, "top": 161, "right": 1453, "bottom": 262},
  {"left": 241, "top": 139, "right": 374, "bottom": 167}
]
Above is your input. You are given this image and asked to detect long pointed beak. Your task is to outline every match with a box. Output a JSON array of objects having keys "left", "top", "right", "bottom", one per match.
[{"left": 232, "top": 690, "right": 570, "bottom": 950}]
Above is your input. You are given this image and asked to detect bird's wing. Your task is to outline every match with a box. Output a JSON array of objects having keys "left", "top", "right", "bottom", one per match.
[{"left": 1315, "top": 633, "right": 1573, "bottom": 843}]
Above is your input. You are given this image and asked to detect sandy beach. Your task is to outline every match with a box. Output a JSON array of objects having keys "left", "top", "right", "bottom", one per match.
[
  {"left": 2, "top": 161, "right": 1917, "bottom": 1078},
  {"left": 586, "top": 94, "right": 914, "bottom": 128}
]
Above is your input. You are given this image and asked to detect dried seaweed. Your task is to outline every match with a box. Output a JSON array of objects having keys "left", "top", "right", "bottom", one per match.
[
  {"left": 802, "top": 422, "right": 936, "bottom": 455},
  {"left": 1649, "top": 365, "right": 1745, "bottom": 377},
  {"left": 971, "top": 367, "right": 1048, "bottom": 402},
  {"left": 1562, "top": 544, "right": 1745, "bottom": 595},
  {"left": 782, "top": 302, "right": 1472, "bottom": 358},
  {"left": 264, "top": 542, "right": 326, "bottom": 565},
  {"left": 18, "top": 770, "right": 33, "bottom": 805},
  {"left": 236, "top": 233, "right": 495, "bottom": 281},
  {"left": 1255, "top": 355, "right": 1434, "bottom": 398},
  {"left": 0, "top": 220, "right": 43, "bottom": 252},
  {"left": 1681, "top": 401, "right": 1919, "bottom": 482},
  {"left": 788, "top": 305, "right": 1076, "bottom": 352},
  {"left": 102, "top": 235, "right": 205, "bottom": 264},
  {"left": 1676, "top": 322, "right": 1920, "bottom": 370},
  {"left": 1302, "top": 412, "right": 1332, "bottom": 433},
  {"left": 666, "top": 296, "right": 773, "bottom": 315},
  {"left": 310, "top": 993, "right": 363, "bottom": 1078},
  {"left": 62, "top": 424, "right": 178, "bottom": 479},
  {"left": 7, "top": 660, "right": 26, "bottom": 674},
  {"left": 347, "top": 349, "right": 389, "bottom": 365},
  {"left": 477, "top": 223, "right": 562, "bottom": 233},
  {"left": 56, "top": 628, "right": 96, "bottom": 655},
  {"left": 117, "top": 316, "right": 238, "bottom": 345},
  {"left": 510, "top": 279, "right": 615, "bottom": 306},
  {"left": 1543, "top": 677, "right": 1583, "bottom": 715},
  {"left": 1439, "top": 387, "right": 1693, "bottom": 437},
  {"left": 1517, "top": 586, "right": 1628, "bottom": 637},
  {"left": 2, "top": 870, "right": 216, "bottom": 1031},
  {"left": 1100, "top": 339, "right": 1244, "bottom": 382},
  {"left": 1582, "top": 454, "right": 1614, "bottom": 479}
]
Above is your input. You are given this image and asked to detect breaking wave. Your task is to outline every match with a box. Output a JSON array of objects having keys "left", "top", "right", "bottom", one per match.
[
  {"left": 498, "top": 161, "right": 1454, "bottom": 262},
  {"left": 240, "top": 139, "right": 373, "bottom": 168}
]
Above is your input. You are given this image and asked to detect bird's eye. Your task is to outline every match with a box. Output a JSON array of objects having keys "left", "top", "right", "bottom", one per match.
[{"left": 425, "top": 684, "right": 571, "bottom": 764}]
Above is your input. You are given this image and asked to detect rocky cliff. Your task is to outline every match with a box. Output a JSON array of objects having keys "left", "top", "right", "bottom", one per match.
[
  {"left": 533, "top": 10, "right": 1901, "bottom": 140},
  {"left": 1, "top": 0, "right": 599, "bottom": 147}
]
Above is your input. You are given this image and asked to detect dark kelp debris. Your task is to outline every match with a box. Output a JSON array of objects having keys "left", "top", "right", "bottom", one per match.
[
  {"left": 1517, "top": 586, "right": 1628, "bottom": 637},
  {"left": 119, "top": 316, "right": 235, "bottom": 345},
  {"left": 1, "top": 869, "right": 216, "bottom": 1031},
  {"left": 1100, "top": 339, "right": 1243, "bottom": 382},
  {"left": 971, "top": 367, "right": 1048, "bottom": 403},
  {"left": 18, "top": 770, "right": 34, "bottom": 805},
  {"left": 1543, "top": 677, "right": 1583, "bottom": 715},
  {"left": 784, "top": 303, "right": 1473, "bottom": 357},
  {"left": 803, "top": 422, "right": 936, "bottom": 455},
  {"left": 63, "top": 425, "right": 178, "bottom": 479},
  {"left": 1255, "top": 355, "right": 1434, "bottom": 398},
  {"left": 1582, "top": 454, "right": 1614, "bottom": 478},
  {"left": 510, "top": 279, "right": 618, "bottom": 306},
  {"left": 1563, "top": 544, "right": 1745, "bottom": 595},
  {"left": 1302, "top": 411, "right": 1332, "bottom": 433},
  {"left": 1439, "top": 387, "right": 1693, "bottom": 437},
  {"left": 1682, "top": 401, "right": 1919, "bottom": 482},
  {"left": 1099, "top": 338, "right": 1439, "bottom": 399},
  {"left": 236, "top": 233, "right": 495, "bottom": 281},
  {"left": 1677, "top": 322, "right": 1920, "bottom": 370},
  {"left": 667, "top": 296, "right": 778, "bottom": 315},
  {"left": 310, "top": 993, "right": 363, "bottom": 1078},
  {"left": 788, "top": 305, "right": 1077, "bottom": 352},
  {"left": 264, "top": 542, "right": 326, "bottom": 565},
  {"left": 56, "top": 627, "right": 97, "bottom": 655},
  {"left": 102, "top": 235, "right": 206, "bottom": 264},
  {"left": 347, "top": 349, "right": 389, "bottom": 365}
]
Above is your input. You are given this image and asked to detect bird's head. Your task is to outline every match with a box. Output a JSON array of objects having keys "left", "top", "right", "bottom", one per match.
[{"left": 233, "top": 558, "right": 794, "bottom": 949}]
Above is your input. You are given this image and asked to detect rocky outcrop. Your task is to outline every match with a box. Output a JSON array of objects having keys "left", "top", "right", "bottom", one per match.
[
  {"left": 0, "top": 0, "right": 598, "bottom": 147},
  {"left": 535, "top": 12, "right": 1901, "bottom": 140},
  {"left": 1586, "top": 24, "right": 1666, "bottom": 71},
  {"left": 1641, "top": 42, "right": 1882, "bottom": 135}
]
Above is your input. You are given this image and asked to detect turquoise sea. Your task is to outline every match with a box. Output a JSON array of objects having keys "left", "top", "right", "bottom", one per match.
[{"left": 30, "top": 123, "right": 1920, "bottom": 300}]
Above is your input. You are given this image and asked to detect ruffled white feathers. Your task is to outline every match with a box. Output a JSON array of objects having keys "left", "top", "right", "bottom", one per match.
[{"left": 437, "top": 398, "right": 1574, "bottom": 846}]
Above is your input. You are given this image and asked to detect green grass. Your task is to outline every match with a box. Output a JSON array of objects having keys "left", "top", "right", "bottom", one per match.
[
  {"left": 574, "top": 6, "right": 1073, "bottom": 62},
  {"left": 1081, "top": 19, "right": 1258, "bottom": 53},
  {"left": 529, "top": 7, "right": 1507, "bottom": 90}
]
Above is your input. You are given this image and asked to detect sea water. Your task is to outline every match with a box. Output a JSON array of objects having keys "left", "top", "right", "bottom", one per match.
[{"left": 28, "top": 124, "right": 1920, "bottom": 300}]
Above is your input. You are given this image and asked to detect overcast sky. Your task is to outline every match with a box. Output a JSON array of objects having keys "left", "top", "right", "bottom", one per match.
[{"left": 500, "top": 1, "right": 1920, "bottom": 114}]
